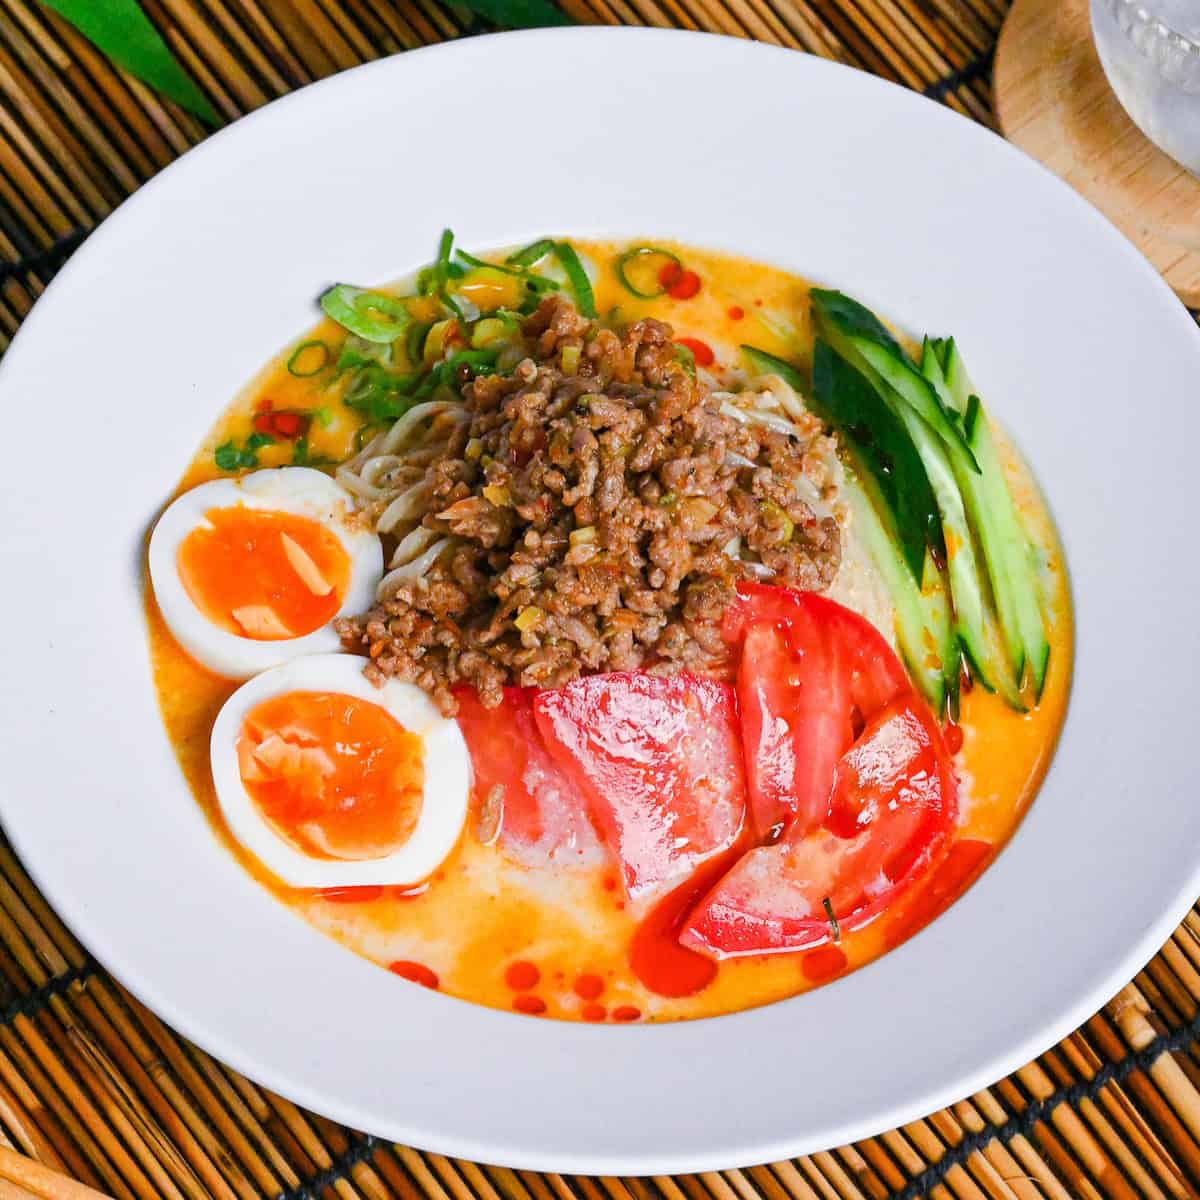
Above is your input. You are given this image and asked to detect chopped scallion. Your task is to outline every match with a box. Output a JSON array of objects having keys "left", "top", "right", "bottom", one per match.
[
  {"left": 434, "top": 228, "right": 466, "bottom": 320},
  {"left": 286, "top": 339, "right": 331, "bottom": 377},
  {"left": 614, "top": 246, "right": 682, "bottom": 299},
  {"left": 554, "top": 241, "right": 596, "bottom": 318},
  {"left": 320, "top": 285, "right": 411, "bottom": 344},
  {"left": 214, "top": 433, "right": 273, "bottom": 473},
  {"left": 456, "top": 249, "right": 526, "bottom": 278},
  {"left": 506, "top": 238, "right": 555, "bottom": 269}
]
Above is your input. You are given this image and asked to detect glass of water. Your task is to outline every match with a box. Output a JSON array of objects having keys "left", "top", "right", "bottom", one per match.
[{"left": 1090, "top": 0, "right": 1200, "bottom": 176}]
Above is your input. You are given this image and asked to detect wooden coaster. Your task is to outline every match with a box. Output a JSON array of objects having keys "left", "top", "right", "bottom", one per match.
[{"left": 994, "top": 0, "right": 1200, "bottom": 306}]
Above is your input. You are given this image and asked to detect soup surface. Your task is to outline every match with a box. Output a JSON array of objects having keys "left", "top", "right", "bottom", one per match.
[{"left": 147, "top": 237, "right": 1071, "bottom": 1023}]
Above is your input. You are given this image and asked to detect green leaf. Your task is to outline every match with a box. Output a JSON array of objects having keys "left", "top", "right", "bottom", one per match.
[
  {"left": 38, "top": 0, "right": 220, "bottom": 125},
  {"left": 454, "top": 0, "right": 571, "bottom": 26}
]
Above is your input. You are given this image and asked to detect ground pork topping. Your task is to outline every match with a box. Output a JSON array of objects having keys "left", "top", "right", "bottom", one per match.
[{"left": 336, "top": 296, "right": 842, "bottom": 714}]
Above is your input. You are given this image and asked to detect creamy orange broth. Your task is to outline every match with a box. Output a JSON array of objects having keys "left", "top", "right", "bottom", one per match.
[{"left": 146, "top": 240, "right": 1072, "bottom": 1022}]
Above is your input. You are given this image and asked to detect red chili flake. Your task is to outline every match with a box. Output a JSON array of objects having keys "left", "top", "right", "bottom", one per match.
[
  {"left": 574, "top": 973, "right": 604, "bottom": 1001},
  {"left": 667, "top": 270, "right": 701, "bottom": 301},
  {"left": 801, "top": 945, "right": 848, "bottom": 984},
  {"left": 270, "top": 411, "right": 309, "bottom": 439},
  {"left": 513, "top": 994, "right": 546, "bottom": 1015},
  {"left": 388, "top": 961, "right": 439, "bottom": 989},
  {"left": 320, "top": 885, "right": 384, "bottom": 904},
  {"left": 603, "top": 875, "right": 618, "bottom": 892},
  {"left": 611, "top": 1005, "right": 642, "bottom": 1023},
  {"left": 728, "top": 306, "right": 745, "bottom": 321},
  {"left": 657, "top": 261, "right": 683, "bottom": 289},
  {"left": 505, "top": 960, "right": 540, "bottom": 991},
  {"left": 676, "top": 337, "right": 715, "bottom": 367},
  {"left": 943, "top": 722, "right": 964, "bottom": 755},
  {"left": 581, "top": 1003, "right": 607, "bottom": 1022}
]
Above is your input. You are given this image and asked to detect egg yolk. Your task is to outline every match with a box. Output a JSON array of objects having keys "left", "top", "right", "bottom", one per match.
[
  {"left": 237, "top": 690, "right": 425, "bottom": 861},
  {"left": 177, "top": 507, "right": 351, "bottom": 641}
]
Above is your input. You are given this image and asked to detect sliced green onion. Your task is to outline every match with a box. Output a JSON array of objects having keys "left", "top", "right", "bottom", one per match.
[
  {"left": 320, "top": 286, "right": 411, "bottom": 344},
  {"left": 472, "top": 314, "right": 520, "bottom": 349},
  {"left": 343, "top": 365, "right": 419, "bottom": 422},
  {"left": 506, "top": 238, "right": 555, "bottom": 269},
  {"left": 554, "top": 241, "right": 596, "bottom": 318},
  {"left": 432, "top": 228, "right": 466, "bottom": 320},
  {"left": 336, "top": 335, "right": 391, "bottom": 374},
  {"left": 456, "top": 248, "right": 526, "bottom": 278},
  {"left": 523, "top": 275, "right": 562, "bottom": 294},
  {"left": 615, "top": 246, "right": 681, "bottom": 299},
  {"left": 436, "top": 228, "right": 455, "bottom": 273},
  {"left": 406, "top": 321, "right": 431, "bottom": 366},
  {"left": 214, "top": 441, "right": 240, "bottom": 472},
  {"left": 287, "top": 339, "right": 330, "bottom": 377}
]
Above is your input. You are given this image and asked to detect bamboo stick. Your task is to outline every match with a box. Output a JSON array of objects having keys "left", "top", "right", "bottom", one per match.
[
  {"left": 0, "top": 23, "right": 133, "bottom": 203},
  {"left": 1056, "top": 1034, "right": 1186, "bottom": 1198},
  {"left": 0, "top": 1146, "right": 111, "bottom": 1200},
  {"left": 764, "top": 1161, "right": 821, "bottom": 1200},
  {"left": 228, "top": 0, "right": 315, "bottom": 84},
  {"left": 3, "top": 0, "right": 168, "bottom": 174},
  {"left": 312, "top": 0, "right": 380, "bottom": 60},
  {"left": 197, "top": 0, "right": 292, "bottom": 94},
  {"left": 103, "top": 988, "right": 287, "bottom": 1197}
]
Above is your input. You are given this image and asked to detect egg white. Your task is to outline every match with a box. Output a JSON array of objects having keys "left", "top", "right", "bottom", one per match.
[
  {"left": 210, "top": 653, "right": 470, "bottom": 888},
  {"left": 149, "top": 468, "right": 383, "bottom": 679}
]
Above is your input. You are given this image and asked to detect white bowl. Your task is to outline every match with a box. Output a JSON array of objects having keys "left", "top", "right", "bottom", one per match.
[{"left": 0, "top": 27, "right": 1198, "bottom": 1173}]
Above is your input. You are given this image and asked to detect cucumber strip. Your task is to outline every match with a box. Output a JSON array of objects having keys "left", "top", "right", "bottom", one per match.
[
  {"left": 842, "top": 454, "right": 955, "bottom": 716},
  {"left": 940, "top": 339, "right": 1050, "bottom": 698},
  {"left": 740, "top": 344, "right": 806, "bottom": 390},
  {"left": 811, "top": 289, "right": 980, "bottom": 473},
  {"left": 809, "top": 340, "right": 943, "bottom": 583},
  {"left": 866, "top": 375, "right": 1021, "bottom": 708},
  {"left": 920, "top": 341, "right": 1024, "bottom": 684}
]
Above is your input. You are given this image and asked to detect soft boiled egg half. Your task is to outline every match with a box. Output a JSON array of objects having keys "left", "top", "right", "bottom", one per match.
[
  {"left": 149, "top": 468, "right": 383, "bottom": 679},
  {"left": 211, "top": 654, "right": 470, "bottom": 887}
]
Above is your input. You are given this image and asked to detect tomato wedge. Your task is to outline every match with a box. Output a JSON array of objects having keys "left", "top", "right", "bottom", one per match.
[
  {"left": 534, "top": 672, "right": 747, "bottom": 900},
  {"left": 680, "top": 695, "right": 957, "bottom": 957},
  {"left": 454, "top": 687, "right": 605, "bottom": 869},
  {"left": 723, "top": 584, "right": 910, "bottom": 838}
]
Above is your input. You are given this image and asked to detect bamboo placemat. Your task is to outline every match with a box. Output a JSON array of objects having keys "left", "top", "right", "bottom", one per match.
[{"left": 2, "top": 2, "right": 1200, "bottom": 1197}]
